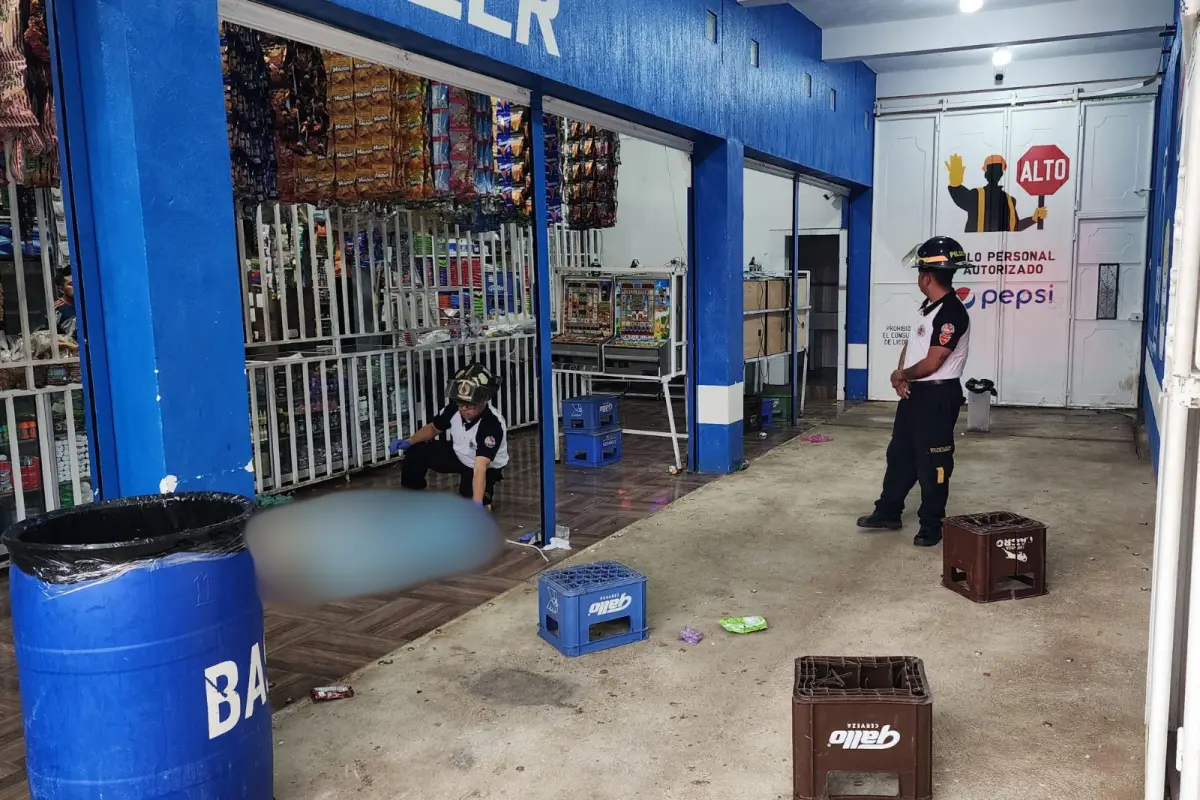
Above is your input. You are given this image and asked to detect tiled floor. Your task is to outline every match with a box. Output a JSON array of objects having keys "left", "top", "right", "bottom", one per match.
[{"left": 0, "top": 397, "right": 838, "bottom": 797}]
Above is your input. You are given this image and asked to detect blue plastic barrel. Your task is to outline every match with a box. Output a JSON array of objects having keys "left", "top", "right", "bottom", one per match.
[{"left": 2, "top": 493, "right": 273, "bottom": 799}]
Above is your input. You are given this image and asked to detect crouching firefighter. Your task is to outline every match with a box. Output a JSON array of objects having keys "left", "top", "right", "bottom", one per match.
[
  {"left": 389, "top": 363, "right": 508, "bottom": 509},
  {"left": 857, "top": 236, "right": 972, "bottom": 547}
]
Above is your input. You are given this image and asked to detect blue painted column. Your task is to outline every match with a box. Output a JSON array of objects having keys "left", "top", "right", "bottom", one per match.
[
  {"left": 530, "top": 93, "right": 556, "bottom": 544},
  {"left": 691, "top": 138, "right": 744, "bottom": 473},
  {"left": 49, "top": 0, "right": 253, "bottom": 496},
  {"left": 789, "top": 176, "right": 800, "bottom": 426},
  {"left": 845, "top": 188, "right": 873, "bottom": 401}
]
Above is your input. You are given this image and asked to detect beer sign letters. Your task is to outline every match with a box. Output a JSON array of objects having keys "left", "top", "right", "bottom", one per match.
[{"left": 408, "top": 0, "right": 562, "bottom": 56}]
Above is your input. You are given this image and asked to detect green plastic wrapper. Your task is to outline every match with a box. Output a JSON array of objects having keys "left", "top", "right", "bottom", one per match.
[{"left": 719, "top": 616, "right": 768, "bottom": 634}]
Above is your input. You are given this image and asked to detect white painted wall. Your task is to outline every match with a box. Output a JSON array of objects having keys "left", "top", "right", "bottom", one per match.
[
  {"left": 603, "top": 136, "right": 691, "bottom": 270},
  {"left": 876, "top": 50, "right": 1162, "bottom": 100},
  {"left": 822, "top": 0, "right": 1171, "bottom": 62},
  {"left": 603, "top": 136, "right": 844, "bottom": 273},
  {"left": 868, "top": 99, "right": 1154, "bottom": 408},
  {"left": 743, "top": 168, "right": 843, "bottom": 276}
]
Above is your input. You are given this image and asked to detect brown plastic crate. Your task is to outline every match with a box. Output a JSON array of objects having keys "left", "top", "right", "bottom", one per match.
[
  {"left": 793, "top": 656, "right": 933, "bottom": 800},
  {"left": 942, "top": 511, "right": 1047, "bottom": 604}
]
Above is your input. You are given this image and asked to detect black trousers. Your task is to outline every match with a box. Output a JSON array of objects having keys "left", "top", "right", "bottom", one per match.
[
  {"left": 874, "top": 380, "right": 964, "bottom": 531},
  {"left": 399, "top": 440, "right": 504, "bottom": 502}
]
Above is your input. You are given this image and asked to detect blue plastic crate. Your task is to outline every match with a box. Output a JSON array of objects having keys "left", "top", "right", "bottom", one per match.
[
  {"left": 485, "top": 272, "right": 518, "bottom": 315},
  {"left": 564, "top": 428, "right": 623, "bottom": 468},
  {"left": 561, "top": 394, "right": 618, "bottom": 432},
  {"left": 761, "top": 396, "right": 774, "bottom": 428},
  {"left": 538, "top": 560, "right": 648, "bottom": 657}
]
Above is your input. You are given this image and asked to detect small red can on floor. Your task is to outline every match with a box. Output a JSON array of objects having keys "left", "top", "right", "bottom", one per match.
[{"left": 942, "top": 511, "right": 1048, "bottom": 603}]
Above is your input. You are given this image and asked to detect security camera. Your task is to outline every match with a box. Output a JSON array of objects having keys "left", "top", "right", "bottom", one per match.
[
  {"left": 993, "top": 67, "right": 1006, "bottom": 84},
  {"left": 822, "top": 192, "right": 833, "bottom": 201}
]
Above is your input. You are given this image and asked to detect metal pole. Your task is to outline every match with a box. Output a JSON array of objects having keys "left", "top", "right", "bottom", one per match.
[
  {"left": 686, "top": 183, "right": 699, "bottom": 471},
  {"left": 531, "top": 93, "right": 557, "bottom": 546},
  {"left": 790, "top": 175, "right": 801, "bottom": 426}
]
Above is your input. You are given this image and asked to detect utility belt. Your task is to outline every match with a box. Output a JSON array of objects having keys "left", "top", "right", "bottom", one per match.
[{"left": 908, "top": 378, "right": 962, "bottom": 391}]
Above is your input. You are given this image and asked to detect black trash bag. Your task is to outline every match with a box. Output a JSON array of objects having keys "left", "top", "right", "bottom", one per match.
[{"left": 966, "top": 378, "right": 998, "bottom": 397}]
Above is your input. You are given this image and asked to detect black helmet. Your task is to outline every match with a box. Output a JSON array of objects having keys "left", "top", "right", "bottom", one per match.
[
  {"left": 447, "top": 363, "right": 496, "bottom": 405},
  {"left": 902, "top": 236, "right": 972, "bottom": 271}
]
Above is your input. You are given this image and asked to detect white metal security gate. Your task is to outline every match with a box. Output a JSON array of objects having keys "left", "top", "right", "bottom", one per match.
[
  {"left": 869, "top": 97, "right": 1155, "bottom": 408},
  {"left": 0, "top": 172, "right": 93, "bottom": 560},
  {"left": 239, "top": 199, "right": 599, "bottom": 494}
]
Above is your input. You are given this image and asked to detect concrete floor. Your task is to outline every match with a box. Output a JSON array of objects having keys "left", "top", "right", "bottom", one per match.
[{"left": 271, "top": 403, "right": 1155, "bottom": 800}]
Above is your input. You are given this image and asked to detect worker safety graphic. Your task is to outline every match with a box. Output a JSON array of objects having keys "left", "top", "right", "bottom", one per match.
[{"left": 945, "top": 153, "right": 1049, "bottom": 234}]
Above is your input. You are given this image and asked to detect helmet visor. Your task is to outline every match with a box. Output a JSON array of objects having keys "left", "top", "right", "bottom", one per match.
[{"left": 903, "top": 245, "right": 972, "bottom": 270}]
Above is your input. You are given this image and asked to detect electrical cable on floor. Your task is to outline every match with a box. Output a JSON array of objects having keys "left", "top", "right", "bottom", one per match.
[{"left": 506, "top": 538, "right": 550, "bottom": 563}]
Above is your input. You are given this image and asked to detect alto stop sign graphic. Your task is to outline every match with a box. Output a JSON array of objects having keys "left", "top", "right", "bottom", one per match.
[{"left": 1017, "top": 144, "right": 1070, "bottom": 229}]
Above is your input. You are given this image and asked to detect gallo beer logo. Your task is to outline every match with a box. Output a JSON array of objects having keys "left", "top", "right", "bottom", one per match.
[
  {"left": 956, "top": 284, "right": 1055, "bottom": 311},
  {"left": 588, "top": 592, "right": 632, "bottom": 617},
  {"left": 997, "top": 536, "right": 1034, "bottom": 564},
  {"left": 828, "top": 723, "right": 901, "bottom": 751}
]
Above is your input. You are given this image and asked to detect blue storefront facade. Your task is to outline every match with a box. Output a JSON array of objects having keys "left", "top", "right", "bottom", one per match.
[
  {"left": 1143, "top": 0, "right": 1186, "bottom": 474},
  {"left": 45, "top": 0, "right": 877, "bottom": 530}
]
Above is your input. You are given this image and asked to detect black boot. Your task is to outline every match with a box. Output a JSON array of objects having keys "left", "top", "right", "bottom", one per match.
[
  {"left": 857, "top": 513, "right": 902, "bottom": 531},
  {"left": 913, "top": 527, "right": 942, "bottom": 547}
]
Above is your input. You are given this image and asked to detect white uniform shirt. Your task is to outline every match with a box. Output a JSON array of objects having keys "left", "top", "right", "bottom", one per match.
[
  {"left": 434, "top": 403, "right": 510, "bottom": 469},
  {"left": 902, "top": 291, "right": 971, "bottom": 381}
]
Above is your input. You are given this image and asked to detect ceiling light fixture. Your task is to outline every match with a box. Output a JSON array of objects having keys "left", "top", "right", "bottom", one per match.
[
  {"left": 992, "top": 48, "right": 1013, "bottom": 68},
  {"left": 959, "top": 0, "right": 984, "bottom": 12}
]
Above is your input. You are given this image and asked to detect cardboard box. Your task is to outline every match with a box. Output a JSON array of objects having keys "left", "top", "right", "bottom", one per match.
[
  {"left": 743, "top": 280, "right": 768, "bottom": 312},
  {"left": 767, "top": 279, "right": 789, "bottom": 311},
  {"left": 744, "top": 316, "right": 766, "bottom": 359},
  {"left": 765, "top": 312, "right": 790, "bottom": 356},
  {"left": 795, "top": 273, "right": 810, "bottom": 308}
]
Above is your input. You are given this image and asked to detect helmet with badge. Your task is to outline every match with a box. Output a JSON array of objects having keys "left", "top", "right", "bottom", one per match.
[
  {"left": 447, "top": 363, "right": 497, "bottom": 405},
  {"left": 902, "top": 236, "right": 973, "bottom": 271}
]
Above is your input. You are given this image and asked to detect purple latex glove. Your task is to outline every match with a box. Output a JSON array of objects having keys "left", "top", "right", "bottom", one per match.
[{"left": 388, "top": 438, "right": 411, "bottom": 455}]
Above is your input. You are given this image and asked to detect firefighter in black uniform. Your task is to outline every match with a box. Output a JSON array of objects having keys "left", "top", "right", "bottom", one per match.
[
  {"left": 857, "top": 237, "right": 973, "bottom": 547},
  {"left": 946, "top": 153, "right": 1048, "bottom": 233}
]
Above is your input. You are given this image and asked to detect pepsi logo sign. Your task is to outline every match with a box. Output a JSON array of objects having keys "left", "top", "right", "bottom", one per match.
[{"left": 956, "top": 285, "right": 1055, "bottom": 311}]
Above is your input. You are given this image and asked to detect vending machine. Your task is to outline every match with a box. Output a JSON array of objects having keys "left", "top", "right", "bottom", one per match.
[
  {"left": 603, "top": 268, "right": 686, "bottom": 377},
  {"left": 550, "top": 274, "right": 615, "bottom": 372}
]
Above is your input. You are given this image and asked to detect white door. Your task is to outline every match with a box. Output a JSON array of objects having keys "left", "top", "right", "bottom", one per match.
[
  {"left": 997, "top": 105, "right": 1079, "bottom": 406},
  {"left": 1070, "top": 219, "right": 1148, "bottom": 406},
  {"left": 868, "top": 116, "right": 938, "bottom": 400},
  {"left": 1068, "top": 99, "right": 1154, "bottom": 407},
  {"left": 1079, "top": 100, "right": 1155, "bottom": 216},
  {"left": 936, "top": 110, "right": 1008, "bottom": 394}
]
